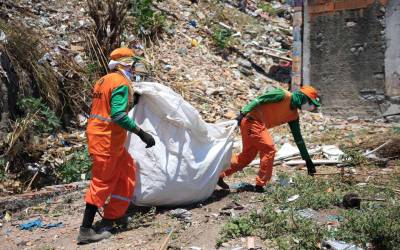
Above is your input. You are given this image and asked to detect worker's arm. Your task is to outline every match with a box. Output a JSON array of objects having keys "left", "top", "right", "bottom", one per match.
[
  {"left": 110, "top": 85, "right": 155, "bottom": 148},
  {"left": 288, "top": 119, "right": 316, "bottom": 175},
  {"left": 241, "top": 88, "right": 286, "bottom": 114},
  {"left": 110, "top": 85, "right": 138, "bottom": 133}
]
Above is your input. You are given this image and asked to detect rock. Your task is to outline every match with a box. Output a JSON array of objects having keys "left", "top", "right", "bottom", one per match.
[
  {"left": 177, "top": 47, "right": 188, "bottom": 55},
  {"left": 0, "top": 30, "right": 6, "bottom": 42},
  {"left": 74, "top": 54, "right": 84, "bottom": 67},
  {"left": 347, "top": 116, "right": 359, "bottom": 122},
  {"left": 350, "top": 47, "right": 356, "bottom": 53},
  {"left": 237, "top": 58, "right": 252, "bottom": 69},
  {"left": 221, "top": 242, "right": 230, "bottom": 247},
  {"left": 189, "top": 247, "right": 202, "bottom": 250},
  {"left": 346, "top": 21, "right": 357, "bottom": 27}
]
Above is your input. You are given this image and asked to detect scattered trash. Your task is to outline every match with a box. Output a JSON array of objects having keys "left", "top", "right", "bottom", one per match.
[
  {"left": 275, "top": 143, "right": 299, "bottom": 160},
  {"left": 277, "top": 176, "right": 293, "bottom": 187},
  {"left": 342, "top": 193, "right": 386, "bottom": 209},
  {"left": 231, "top": 182, "right": 255, "bottom": 192},
  {"left": 4, "top": 212, "right": 12, "bottom": 222},
  {"left": 19, "top": 218, "right": 42, "bottom": 230},
  {"left": 19, "top": 218, "right": 63, "bottom": 230},
  {"left": 324, "top": 215, "right": 343, "bottom": 224},
  {"left": 287, "top": 194, "right": 300, "bottom": 202},
  {"left": 0, "top": 30, "right": 7, "bottom": 42},
  {"left": 189, "top": 20, "right": 197, "bottom": 28},
  {"left": 73, "top": 54, "right": 84, "bottom": 67},
  {"left": 322, "top": 240, "right": 364, "bottom": 250},
  {"left": 189, "top": 247, "right": 202, "bottom": 250},
  {"left": 322, "top": 145, "right": 345, "bottom": 161},
  {"left": 247, "top": 236, "right": 255, "bottom": 249},
  {"left": 296, "top": 208, "right": 318, "bottom": 219},
  {"left": 221, "top": 201, "right": 244, "bottom": 210},
  {"left": 169, "top": 209, "right": 192, "bottom": 222}
]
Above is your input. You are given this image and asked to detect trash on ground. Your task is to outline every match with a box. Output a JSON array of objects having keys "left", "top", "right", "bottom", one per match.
[
  {"left": 19, "top": 218, "right": 63, "bottom": 230},
  {"left": 168, "top": 209, "right": 192, "bottom": 222},
  {"left": 296, "top": 208, "right": 318, "bottom": 219},
  {"left": 231, "top": 182, "right": 255, "bottom": 192},
  {"left": 275, "top": 143, "right": 299, "bottom": 160},
  {"left": 322, "top": 145, "right": 344, "bottom": 161},
  {"left": 287, "top": 194, "right": 300, "bottom": 202},
  {"left": 221, "top": 201, "right": 244, "bottom": 210},
  {"left": 322, "top": 240, "right": 364, "bottom": 250}
]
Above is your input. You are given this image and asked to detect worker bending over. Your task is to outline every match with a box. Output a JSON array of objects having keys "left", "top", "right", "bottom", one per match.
[
  {"left": 78, "top": 48, "right": 155, "bottom": 244},
  {"left": 218, "top": 86, "right": 320, "bottom": 192}
]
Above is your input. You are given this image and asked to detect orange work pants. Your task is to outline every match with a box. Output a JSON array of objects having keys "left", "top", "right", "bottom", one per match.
[
  {"left": 220, "top": 117, "right": 276, "bottom": 186},
  {"left": 85, "top": 148, "right": 136, "bottom": 219}
]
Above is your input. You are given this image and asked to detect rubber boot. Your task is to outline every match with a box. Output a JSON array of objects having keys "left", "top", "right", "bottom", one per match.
[
  {"left": 217, "top": 177, "right": 230, "bottom": 190},
  {"left": 77, "top": 227, "right": 111, "bottom": 244},
  {"left": 94, "top": 216, "right": 129, "bottom": 233},
  {"left": 254, "top": 185, "right": 264, "bottom": 193}
]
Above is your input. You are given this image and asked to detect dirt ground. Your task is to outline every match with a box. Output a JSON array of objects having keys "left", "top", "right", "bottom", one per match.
[
  {"left": 4, "top": 162, "right": 393, "bottom": 250},
  {"left": 0, "top": 165, "right": 300, "bottom": 250}
]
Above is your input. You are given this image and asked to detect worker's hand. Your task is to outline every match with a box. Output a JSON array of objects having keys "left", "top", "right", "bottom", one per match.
[
  {"left": 133, "top": 92, "right": 141, "bottom": 106},
  {"left": 136, "top": 129, "right": 155, "bottom": 148},
  {"left": 235, "top": 111, "right": 245, "bottom": 126},
  {"left": 305, "top": 159, "right": 316, "bottom": 176}
]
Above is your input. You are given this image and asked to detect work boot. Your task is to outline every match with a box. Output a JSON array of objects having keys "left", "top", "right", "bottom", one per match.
[
  {"left": 77, "top": 226, "right": 111, "bottom": 244},
  {"left": 217, "top": 177, "right": 230, "bottom": 190},
  {"left": 94, "top": 216, "right": 129, "bottom": 233},
  {"left": 254, "top": 185, "right": 264, "bottom": 193}
]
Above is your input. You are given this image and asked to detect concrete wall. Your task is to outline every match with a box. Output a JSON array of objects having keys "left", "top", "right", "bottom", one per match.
[
  {"left": 385, "top": 0, "right": 400, "bottom": 97},
  {"left": 306, "top": 2, "right": 387, "bottom": 117}
]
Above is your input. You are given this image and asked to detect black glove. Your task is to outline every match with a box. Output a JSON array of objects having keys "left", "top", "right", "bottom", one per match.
[
  {"left": 235, "top": 111, "right": 245, "bottom": 126},
  {"left": 306, "top": 159, "right": 316, "bottom": 176},
  {"left": 133, "top": 92, "right": 141, "bottom": 106},
  {"left": 136, "top": 129, "right": 155, "bottom": 148}
]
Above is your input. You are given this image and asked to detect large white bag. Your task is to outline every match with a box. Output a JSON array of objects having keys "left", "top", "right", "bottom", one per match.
[{"left": 127, "top": 82, "right": 236, "bottom": 206}]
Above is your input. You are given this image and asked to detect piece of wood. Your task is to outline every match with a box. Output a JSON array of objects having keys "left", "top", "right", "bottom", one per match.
[
  {"left": 159, "top": 228, "right": 174, "bottom": 250},
  {"left": 25, "top": 171, "right": 39, "bottom": 193},
  {"left": 363, "top": 140, "right": 392, "bottom": 156}
]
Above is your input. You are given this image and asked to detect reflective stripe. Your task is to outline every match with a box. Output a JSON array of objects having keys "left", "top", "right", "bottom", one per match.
[
  {"left": 111, "top": 194, "right": 131, "bottom": 202},
  {"left": 89, "top": 114, "right": 112, "bottom": 122},
  {"left": 112, "top": 113, "right": 127, "bottom": 122}
]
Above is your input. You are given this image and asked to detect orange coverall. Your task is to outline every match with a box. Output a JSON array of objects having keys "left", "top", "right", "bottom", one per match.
[
  {"left": 85, "top": 72, "right": 135, "bottom": 219},
  {"left": 221, "top": 91, "right": 299, "bottom": 186}
]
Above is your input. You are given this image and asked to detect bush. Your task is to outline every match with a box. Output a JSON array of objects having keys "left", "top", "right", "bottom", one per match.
[
  {"left": 57, "top": 148, "right": 91, "bottom": 183},
  {"left": 258, "top": 3, "right": 276, "bottom": 15},
  {"left": 333, "top": 205, "right": 400, "bottom": 249},
  {"left": 212, "top": 27, "right": 232, "bottom": 49},
  {"left": 130, "top": 0, "right": 166, "bottom": 39},
  {"left": 217, "top": 203, "right": 326, "bottom": 249},
  {"left": 18, "top": 98, "right": 60, "bottom": 134}
]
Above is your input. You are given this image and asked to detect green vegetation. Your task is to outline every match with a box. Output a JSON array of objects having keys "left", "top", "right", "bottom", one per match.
[
  {"left": 57, "top": 147, "right": 91, "bottom": 183},
  {"left": 0, "top": 157, "right": 6, "bottom": 181},
  {"left": 18, "top": 98, "right": 60, "bottom": 134},
  {"left": 130, "top": 0, "right": 166, "bottom": 38},
  {"left": 217, "top": 174, "right": 400, "bottom": 248},
  {"left": 258, "top": 2, "right": 275, "bottom": 15},
  {"left": 212, "top": 27, "right": 233, "bottom": 49}
]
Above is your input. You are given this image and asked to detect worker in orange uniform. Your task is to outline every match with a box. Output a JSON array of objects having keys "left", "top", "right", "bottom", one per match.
[
  {"left": 217, "top": 86, "right": 320, "bottom": 192},
  {"left": 77, "top": 48, "right": 155, "bottom": 244}
]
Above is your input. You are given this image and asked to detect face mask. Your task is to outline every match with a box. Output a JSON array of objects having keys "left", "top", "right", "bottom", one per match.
[{"left": 301, "top": 102, "right": 317, "bottom": 112}]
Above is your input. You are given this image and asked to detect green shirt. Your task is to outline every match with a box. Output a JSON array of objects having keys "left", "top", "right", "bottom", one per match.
[
  {"left": 240, "top": 88, "right": 311, "bottom": 161},
  {"left": 110, "top": 85, "right": 138, "bottom": 132}
]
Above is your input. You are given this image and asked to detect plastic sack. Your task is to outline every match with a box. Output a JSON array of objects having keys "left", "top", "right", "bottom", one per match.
[{"left": 127, "top": 82, "right": 236, "bottom": 206}]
